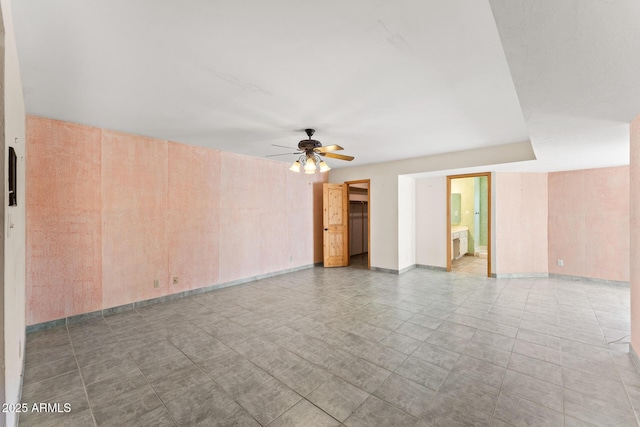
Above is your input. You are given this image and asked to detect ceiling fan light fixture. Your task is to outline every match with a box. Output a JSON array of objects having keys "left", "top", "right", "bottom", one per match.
[
  {"left": 304, "top": 163, "right": 316, "bottom": 174},
  {"left": 304, "top": 155, "right": 317, "bottom": 173},
  {"left": 319, "top": 160, "right": 331, "bottom": 172},
  {"left": 273, "top": 129, "right": 352, "bottom": 174},
  {"left": 289, "top": 160, "right": 301, "bottom": 172}
]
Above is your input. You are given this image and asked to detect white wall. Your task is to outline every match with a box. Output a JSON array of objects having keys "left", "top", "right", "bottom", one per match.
[
  {"left": 415, "top": 172, "right": 550, "bottom": 277},
  {"left": 329, "top": 141, "right": 534, "bottom": 271},
  {"left": 416, "top": 177, "right": 447, "bottom": 268},
  {"left": 494, "top": 172, "right": 548, "bottom": 276},
  {"left": 330, "top": 166, "right": 399, "bottom": 270},
  {"left": 0, "top": 5, "right": 5, "bottom": 422},
  {"left": 2, "top": 0, "right": 26, "bottom": 425},
  {"left": 398, "top": 176, "right": 415, "bottom": 271}
]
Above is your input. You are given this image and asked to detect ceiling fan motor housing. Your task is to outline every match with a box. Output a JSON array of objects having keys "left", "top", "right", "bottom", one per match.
[{"left": 298, "top": 140, "right": 322, "bottom": 150}]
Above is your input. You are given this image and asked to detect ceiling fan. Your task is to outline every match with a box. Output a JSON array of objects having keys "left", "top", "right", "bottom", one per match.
[{"left": 267, "top": 129, "right": 354, "bottom": 173}]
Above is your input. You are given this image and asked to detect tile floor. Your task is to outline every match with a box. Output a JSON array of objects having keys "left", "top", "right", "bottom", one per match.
[
  {"left": 349, "top": 253, "right": 369, "bottom": 270},
  {"left": 451, "top": 254, "right": 488, "bottom": 276},
  {"left": 20, "top": 267, "right": 639, "bottom": 426}
]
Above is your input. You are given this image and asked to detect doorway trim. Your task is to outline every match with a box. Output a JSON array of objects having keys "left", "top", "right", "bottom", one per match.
[
  {"left": 345, "top": 179, "right": 371, "bottom": 269},
  {"left": 446, "top": 172, "right": 492, "bottom": 277}
]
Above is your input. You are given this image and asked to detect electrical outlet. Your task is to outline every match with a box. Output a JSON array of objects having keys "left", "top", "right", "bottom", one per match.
[
  {"left": 173, "top": 276, "right": 179, "bottom": 285},
  {"left": 154, "top": 279, "right": 160, "bottom": 288},
  {"left": 557, "top": 259, "right": 564, "bottom": 267}
]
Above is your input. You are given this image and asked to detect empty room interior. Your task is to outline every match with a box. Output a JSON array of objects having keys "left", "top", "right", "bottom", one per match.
[{"left": 3, "top": 0, "right": 640, "bottom": 426}]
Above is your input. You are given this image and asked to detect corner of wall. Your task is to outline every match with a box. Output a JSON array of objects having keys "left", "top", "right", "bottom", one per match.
[{"left": 548, "top": 166, "right": 628, "bottom": 282}]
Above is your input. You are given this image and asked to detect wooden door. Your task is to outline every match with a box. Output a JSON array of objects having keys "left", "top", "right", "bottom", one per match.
[{"left": 323, "top": 183, "right": 349, "bottom": 267}]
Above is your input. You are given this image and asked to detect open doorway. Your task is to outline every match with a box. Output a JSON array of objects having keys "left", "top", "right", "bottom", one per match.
[
  {"left": 447, "top": 173, "right": 491, "bottom": 277},
  {"left": 347, "top": 180, "right": 370, "bottom": 269}
]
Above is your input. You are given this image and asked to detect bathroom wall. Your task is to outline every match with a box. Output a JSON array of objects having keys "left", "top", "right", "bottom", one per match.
[
  {"left": 478, "top": 176, "right": 489, "bottom": 247},
  {"left": 450, "top": 176, "right": 489, "bottom": 254},
  {"left": 26, "top": 116, "right": 325, "bottom": 325},
  {"left": 548, "top": 166, "right": 629, "bottom": 282},
  {"left": 494, "top": 172, "right": 548, "bottom": 275}
]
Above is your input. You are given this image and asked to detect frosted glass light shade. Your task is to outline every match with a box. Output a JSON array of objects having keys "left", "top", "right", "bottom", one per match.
[
  {"left": 319, "top": 161, "right": 331, "bottom": 172},
  {"left": 289, "top": 161, "right": 301, "bottom": 172},
  {"left": 304, "top": 158, "right": 316, "bottom": 173}
]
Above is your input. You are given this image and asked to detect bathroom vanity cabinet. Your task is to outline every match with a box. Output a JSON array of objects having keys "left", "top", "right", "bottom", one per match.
[{"left": 451, "top": 227, "right": 468, "bottom": 260}]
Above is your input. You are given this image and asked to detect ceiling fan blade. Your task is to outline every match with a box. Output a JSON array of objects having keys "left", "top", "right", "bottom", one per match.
[
  {"left": 315, "top": 144, "right": 344, "bottom": 153},
  {"left": 266, "top": 152, "right": 299, "bottom": 157},
  {"left": 321, "top": 152, "right": 354, "bottom": 161},
  {"left": 272, "top": 144, "right": 300, "bottom": 150}
]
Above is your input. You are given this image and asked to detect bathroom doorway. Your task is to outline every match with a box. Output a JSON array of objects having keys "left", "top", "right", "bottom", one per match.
[
  {"left": 447, "top": 173, "right": 491, "bottom": 277},
  {"left": 346, "top": 180, "right": 370, "bottom": 269}
]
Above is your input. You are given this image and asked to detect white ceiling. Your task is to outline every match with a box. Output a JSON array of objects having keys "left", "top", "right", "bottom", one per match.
[
  {"left": 11, "top": 0, "right": 640, "bottom": 171},
  {"left": 490, "top": 0, "right": 640, "bottom": 172}
]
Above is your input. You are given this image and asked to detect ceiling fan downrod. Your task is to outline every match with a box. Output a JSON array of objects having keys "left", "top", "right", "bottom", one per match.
[{"left": 304, "top": 128, "right": 315, "bottom": 139}]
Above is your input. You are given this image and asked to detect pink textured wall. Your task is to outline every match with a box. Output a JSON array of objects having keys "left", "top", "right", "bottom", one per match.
[
  {"left": 630, "top": 115, "right": 640, "bottom": 354},
  {"left": 288, "top": 172, "right": 325, "bottom": 270},
  {"left": 216, "top": 153, "right": 325, "bottom": 282},
  {"left": 218, "top": 154, "right": 266, "bottom": 283},
  {"left": 494, "top": 172, "right": 548, "bottom": 275},
  {"left": 167, "top": 143, "right": 220, "bottom": 293},
  {"left": 26, "top": 116, "right": 325, "bottom": 324},
  {"left": 548, "top": 166, "right": 629, "bottom": 282},
  {"left": 26, "top": 117, "right": 103, "bottom": 325},
  {"left": 101, "top": 131, "right": 169, "bottom": 308}
]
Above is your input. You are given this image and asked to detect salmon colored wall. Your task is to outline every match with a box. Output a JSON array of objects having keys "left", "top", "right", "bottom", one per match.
[
  {"left": 167, "top": 142, "right": 220, "bottom": 293},
  {"left": 26, "top": 116, "right": 325, "bottom": 325},
  {"left": 494, "top": 172, "right": 548, "bottom": 275},
  {"left": 101, "top": 131, "right": 170, "bottom": 308},
  {"left": 630, "top": 115, "right": 640, "bottom": 354},
  {"left": 26, "top": 118, "right": 103, "bottom": 323},
  {"left": 548, "top": 166, "right": 629, "bottom": 282}
]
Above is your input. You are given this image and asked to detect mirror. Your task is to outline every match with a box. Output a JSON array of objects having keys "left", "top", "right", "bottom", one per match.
[{"left": 451, "top": 193, "right": 461, "bottom": 225}]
